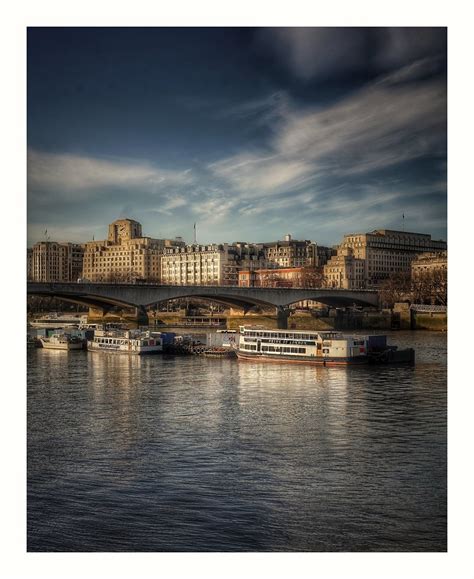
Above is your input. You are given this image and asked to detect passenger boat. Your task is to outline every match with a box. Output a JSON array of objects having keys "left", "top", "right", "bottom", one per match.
[
  {"left": 236, "top": 326, "right": 414, "bottom": 366},
  {"left": 30, "top": 313, "right": 88, "bottom": 328},
  {"left": 237, "top": 326, "right": 369, "bottom": 365},
  {"left": 87, "top": 329, "right": 163, "bottom": 355},
  {"left": 39, "top": 333, "right": 84, "bottom": 350}
]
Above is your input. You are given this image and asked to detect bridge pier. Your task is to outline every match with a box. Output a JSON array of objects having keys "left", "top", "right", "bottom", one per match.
[
  {"left": 88, "top": 305, "right": 149, "bottom": 326},
  {"left": 276, "top": 306, "right": 290, "bottom": 329},
  {"left": 88, "top": 306, "right": 113, "bottom": 323},
  {"left": 122, "top": 305, "right": 149, "bottom": 326}
]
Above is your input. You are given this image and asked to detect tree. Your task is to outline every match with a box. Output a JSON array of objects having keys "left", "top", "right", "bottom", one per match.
[
  {"left": 412, "top": 268, "right": 447, "bottom": 305},
  {"left": 296, "top": 267, "right": 325, "bottom": 288},
  {"left": 379, "top": 271, "right": 412, "bottom": 308}
]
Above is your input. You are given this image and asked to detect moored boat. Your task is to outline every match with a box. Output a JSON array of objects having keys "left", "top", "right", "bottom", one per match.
[
  {"left": 39, "top": 333, "right": 84, "bottom": 350},
  {"left": 236, "top": 326, "right": 414, "bottom": 366},
  {"left": 87, "top": 328, "right": 163, "bottom": 355},
  {"left": 30, "top": 313, "right": 88, "bottom": 328}
]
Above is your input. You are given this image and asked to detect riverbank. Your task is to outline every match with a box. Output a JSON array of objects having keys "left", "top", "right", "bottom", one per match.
[{"left": 30, "top": 308, "right": 447, "bottom": 332}]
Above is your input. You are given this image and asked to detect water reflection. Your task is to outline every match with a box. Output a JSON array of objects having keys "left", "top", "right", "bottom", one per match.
[{"left": 28, "top": 331, "right": 447, "bottom": 552}]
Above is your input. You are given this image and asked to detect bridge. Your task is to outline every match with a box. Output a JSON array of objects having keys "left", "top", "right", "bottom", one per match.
[{"left": 27, "top": 282, "right": 380, "bottom": 328}]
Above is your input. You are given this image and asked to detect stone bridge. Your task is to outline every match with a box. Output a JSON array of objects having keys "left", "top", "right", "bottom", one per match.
[{"left": 27, "top": 282, "right": 380, "bottom": 328}]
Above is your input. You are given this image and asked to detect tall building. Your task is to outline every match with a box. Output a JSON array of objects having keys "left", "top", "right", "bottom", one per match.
[
  {"left": 82, "top": 219, "right": 184, "bottom": 282},
  {"left": 324, "top": 229, "right": 447, "bottom": 289},
  {"left": 29, "top": 241, "right": 85, "bottom": 282}
]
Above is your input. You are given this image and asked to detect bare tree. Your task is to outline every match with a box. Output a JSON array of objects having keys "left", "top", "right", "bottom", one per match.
[
  {"left": 379, "top": 271, "right": 412, "bottom": 308},
  {"left": 412, "top": 269, "right": 447, "bottom": 305},
  {"left": 296, "top": 267, "right": 325, "bottom": 288}
]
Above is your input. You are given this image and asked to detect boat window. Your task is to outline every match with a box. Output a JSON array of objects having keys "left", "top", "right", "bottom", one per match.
[
  {"left": 323, "top": 348, "right": 329, "bottom": 354},
  {"left": 299, "top": 348, "right": 306, "bottom": 354}
]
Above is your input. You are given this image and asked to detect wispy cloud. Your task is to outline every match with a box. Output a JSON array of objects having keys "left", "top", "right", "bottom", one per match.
[
  {"left": 27, "top": 149, "right": 193, "bottom": 193},
  {"left": 208, "top": 72, "right": 446, "bottom": 199},
  {"left": 27, "top": 61, "right": 447, "bottom": 246},
  {"left": 258, "top": 27, "right": 446, "bottom": 81}
]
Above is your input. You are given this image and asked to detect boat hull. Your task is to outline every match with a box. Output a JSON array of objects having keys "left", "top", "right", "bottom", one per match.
[
  {"left": 40, "top": 340, "right": 83, "bottom": 351},
  {"left": 87, "top": 342, "right": 162, "bottom": 355},
  {"left": 236, "top": 351, "right": 369, "bottom": 366}
]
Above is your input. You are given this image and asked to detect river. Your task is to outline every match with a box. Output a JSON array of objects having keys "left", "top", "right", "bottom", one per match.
[{"left": 27, "top": 330, "right": 447, "bottom": 551}]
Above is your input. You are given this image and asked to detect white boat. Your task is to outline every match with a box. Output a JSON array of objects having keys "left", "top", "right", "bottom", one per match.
[
  {"left": 87, "top": 329, "right": 163, "bottom": 355},
  {"left": 39, "top": 333, "right": 84, "bottom": 350},
  {"left": 30, "top": 313, "right": 88, "bottom": 328},
  {"left": 236, "top": 325, "right": 369, "bottom": 366}
]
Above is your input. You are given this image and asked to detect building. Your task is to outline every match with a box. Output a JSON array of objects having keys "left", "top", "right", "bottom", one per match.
[
  {"left": 161, "top": 243, "right": 260, "bottom": 286},
  {"left": 411, "top": 251, "right": 447, "bottom": 276},
  {"left": 411, "top": 251, "right": 448, "bottom": 305},
  {"left": 29, "top": 241, "right": 85, "bottom": 282},
  {"left": 27, "top": 248, "right": 33, "bottom": 281},
  {"left": 324, "top": 229, "right": 447, "bottom": 289},
  {"left": 239, "top": 267, "right": 304, "bottom": 288},
  {"left": 82, "top": 219, "right": 184, "bottom": 282},
  {"left": 324, "top": 248, "right": 366, "bottom": 289},
  {"left": 255, "top": 235, "right": 333, "bottom": 269}
]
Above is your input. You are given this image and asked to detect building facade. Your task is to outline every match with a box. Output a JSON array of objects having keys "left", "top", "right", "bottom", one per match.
[
  {"left": 29, "top": 241, "right": 85, "bottom": 282},
  {"left": 82, "top": 219, "right": 184, "bottom": 282},
  {"left": 255, "top": 235, "right": 332, "bottom": 269},
  {"left": 324, "top": 229, "right": 447, "bottom": 289},
  {"left": 324, "top": 248, "right": 366, "bottom": 289},
  {"left": 161, "top": 243, "right": 260, "bottom": 286},
  {"left": 411, "top": 251, "right": 448, "bottom": 276},
  {"left": 239, "top": 267, "right": 304, "bottom": 288},
  {"left": 27, "top": 248, "right": 33, "bottom": 281}
]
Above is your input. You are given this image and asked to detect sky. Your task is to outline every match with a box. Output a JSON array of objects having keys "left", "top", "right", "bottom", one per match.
[{"left": 27, "top": 27, "right": 447, "bottom": 247}]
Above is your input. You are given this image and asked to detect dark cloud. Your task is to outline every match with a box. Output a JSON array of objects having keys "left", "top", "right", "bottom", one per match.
[{"left": 258, "top": 27, "right": 446, "bottom": 81}]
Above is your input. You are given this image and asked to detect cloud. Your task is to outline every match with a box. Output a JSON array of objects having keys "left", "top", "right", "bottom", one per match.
[
  {"left": 209, "top": 153, "right": 314, "bottom": 198},
  {"left": 258, "top": 28, "right": 370, "bottom": 81},
  {"left": 27, "top": 149, "right": 193, "bottom": 193},
  {"left": 278, "top": 77, "right": 446, "bottom": 174},
  {"left": 375, "top": 27, "right": 447, "bottom": 69},
  {"left": 27, "top": 56, "right": 447, "bottom": 246},
  {"left": 258, "top": 27, "right": 446, "bottom": 81},
  {"left": 208, "top": 73, "right": 446, "bottom": 201}
]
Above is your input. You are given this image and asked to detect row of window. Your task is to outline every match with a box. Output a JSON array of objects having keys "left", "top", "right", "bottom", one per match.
[
  {"left": 262, "top": 346, "right": 307, "bottom": 353},
  {"left": 243, "top": 331, "right": 319, "bottom": 340}
]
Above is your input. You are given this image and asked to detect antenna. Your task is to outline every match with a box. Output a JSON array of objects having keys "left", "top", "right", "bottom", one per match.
[
  {"left": 402, "top": 213, "right": 405, "bottom": 232},
  {"left": 193, "top": 222, "right": 197, "bottom": 244}
]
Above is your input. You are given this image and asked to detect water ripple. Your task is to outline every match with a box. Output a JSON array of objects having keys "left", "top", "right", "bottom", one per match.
[{"left": 28, "top": 331, "right": 446, "bottom": 551}]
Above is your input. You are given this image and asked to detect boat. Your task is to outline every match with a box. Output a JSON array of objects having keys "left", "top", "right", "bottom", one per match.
[
  {"left": 30, "top": 313, "right": 88, "bottom": 328},
  {"left": 39, "top": 332, "right": 84, "bottom": 350},
  {"left": 87, "top": 328, "right": 163, "bottom": 355},
  {"left": 201, "top": 347, "right": 237, "bottom": 358},
  {"left": 236, "top": 326, "right": 414, "bottom": 366}
]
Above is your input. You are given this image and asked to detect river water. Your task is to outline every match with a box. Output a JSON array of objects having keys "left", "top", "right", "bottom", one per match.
[{"left": 27, "top": 331, "right": 447, "bottom": 552}]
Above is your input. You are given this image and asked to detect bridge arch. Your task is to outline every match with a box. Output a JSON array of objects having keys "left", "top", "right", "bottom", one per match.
[{"left": 27, "top": 283, "right": 380, "bottom": 325}]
